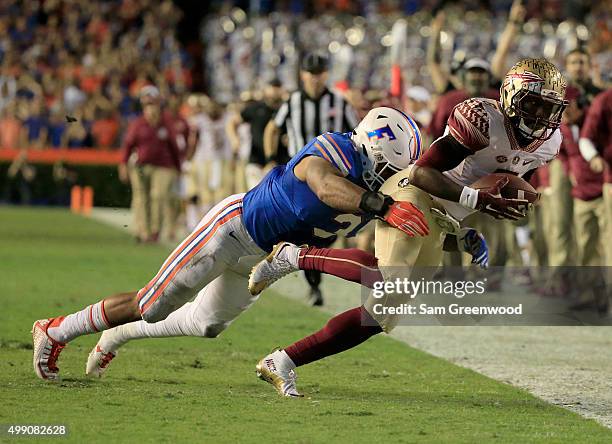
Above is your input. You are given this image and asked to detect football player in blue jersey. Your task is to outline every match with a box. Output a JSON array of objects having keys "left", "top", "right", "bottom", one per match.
[{"left": 31, "top": 107, "right": 429, "bottom": 382}]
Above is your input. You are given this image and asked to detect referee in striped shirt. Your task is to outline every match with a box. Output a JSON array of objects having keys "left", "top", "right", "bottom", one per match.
[{"left": 263, "top": 52, "right": 359, "bottom": 306}]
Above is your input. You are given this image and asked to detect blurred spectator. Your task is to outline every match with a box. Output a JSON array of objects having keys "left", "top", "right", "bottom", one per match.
[
  {"left": 426, "top": 10, "right": 463, "bottom": 95},
  {"left": 52, "top": 160, "right": 77, "bottom": 206},
  {"left": 0, "top": 0, "right": 190, "bottom": 151},
  {"left": 91, "top": 108, "right": 120, "bottom": 149},
  {"left": 404, "top": 85, "right": 432, "bottom": 129},
  {"left": 0, "top": 100, "right": 21, "bottom": 148},
  {"left": 20, "top": 99, "right": 48, "bottom": 148},
  {"left": 226, "top": 79, "right": 285, "bottom": 190},
  {"left": 119, "top": 86, "right": 181, "bottom": 243},
  {"left": 63, "top": 78, "right": 87, "bottom": 114},
  {"left": 165, "top": 93, "right": 192, "bottom": 238},
  {"left": 166, "top": 94, "right": 191, "bottom": 160},
  {"left": 565, "top": 48, "right": 604, "bottom": 103},
  {"left": 579, "top": 89, "right": 612, "bottom": 266},
  {"left": 80, "top": 63, "right": 105, "bottom": 95},
  {"left": 545, "top": 47, "right": 605, "bottom": 273},
  {"left": 490, "top": 0, "right": 527, "bottom": 81},
  {"left": 183, "top": 94, "right": 208, "bottom": 230},
  {"left": 202, "top": 2, "right": 611, "bottom": 103},
  {"left": 0, "top": 67, "right": 17, "bottom": 110},
  {"left": 560, "top": 87, "right": 607, "bottom": 311},
  {"left": 186, "top": 97, "right": 232, "bottom": 218},
  {"left": 3, "top": 149, "right": 36, "bottom": 205},
  {"left": 16, "top": 71, "right": 42, "bottom": 100},
  {"left": 47, "top": 106, "right": 66, "bottom": 148},
  {"left": 428, "top": 58, "right": 498, "bottom": 140},
  {"left": 62, "top": 109, "right": 93, "bottom": 148}
]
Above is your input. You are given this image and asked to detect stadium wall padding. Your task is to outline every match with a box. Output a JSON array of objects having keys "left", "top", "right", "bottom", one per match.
[{"left": 0, "top": 162, "right": 131, "bottom": 208}]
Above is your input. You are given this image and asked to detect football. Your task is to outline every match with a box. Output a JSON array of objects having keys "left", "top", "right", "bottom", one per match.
[{"left": 471, "top": 173, "right": 540, "bottom": 204}]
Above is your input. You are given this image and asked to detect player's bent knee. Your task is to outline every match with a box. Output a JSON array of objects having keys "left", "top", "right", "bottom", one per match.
[{"left": 201, "top": 323, "right": 226, "bottom": 338}]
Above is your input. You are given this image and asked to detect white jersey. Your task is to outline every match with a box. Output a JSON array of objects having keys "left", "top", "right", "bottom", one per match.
[
  {"left": 189, "top": 112, "right": 233, "bottom": 162},
  {"left": 436, "top": 98, "right": 561, "bottom": 220}
]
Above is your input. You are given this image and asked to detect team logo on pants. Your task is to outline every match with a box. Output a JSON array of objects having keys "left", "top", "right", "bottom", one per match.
[{"left": 398, "top": 177, "right": 410, "bottom": 188}]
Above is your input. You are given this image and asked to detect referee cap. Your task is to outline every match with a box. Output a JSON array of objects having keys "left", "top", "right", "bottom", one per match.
[{"left": 301, "top": 52, "right": 329, "bottom": 74}]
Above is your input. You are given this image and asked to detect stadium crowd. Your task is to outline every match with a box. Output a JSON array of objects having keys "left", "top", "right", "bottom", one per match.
[
  {"left": 0, "top": 0, "right": 190, "bottom": 150},
  {"left": 1, "top": 1, "right": 611, "bottom": 308}
]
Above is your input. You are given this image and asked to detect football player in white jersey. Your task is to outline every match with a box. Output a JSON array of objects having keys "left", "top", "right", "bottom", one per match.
[
  {"left": 187, "top": 98, "right": 233, "bottom": 219},
  {"left": 251, "top": 58, "right": 569, "bottom": 397},
  {"left": 412, "top": 58, "right": 567, "bottom": 221}
]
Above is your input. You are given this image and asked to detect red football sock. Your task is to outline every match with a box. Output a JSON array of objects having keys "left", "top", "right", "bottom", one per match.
[
  {"left": 298, "top": 246, "right": 382, "bottom": 288},
  {"left": 284, "top": 306, "right": 382, "bottom": 367}
]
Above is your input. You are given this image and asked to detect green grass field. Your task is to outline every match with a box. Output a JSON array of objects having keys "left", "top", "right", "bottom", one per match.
[{"left": 1, "top": 207, "right": 611, "bottom": 443}]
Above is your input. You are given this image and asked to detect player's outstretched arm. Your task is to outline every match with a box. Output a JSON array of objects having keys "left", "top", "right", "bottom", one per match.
[
  {"left": 410, "top": 135, "right": 527, "bottom": 220},
  {"left": 294, "top": 156, "right": 429, "bottom": 236},
  {"left": 295, "top": 155, "right": 364, "bottom": 212}
]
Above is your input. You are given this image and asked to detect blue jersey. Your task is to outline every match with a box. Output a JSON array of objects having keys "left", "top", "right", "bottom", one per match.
[{"left": 242, "top": 132, "right": 370, "bottom": 252}]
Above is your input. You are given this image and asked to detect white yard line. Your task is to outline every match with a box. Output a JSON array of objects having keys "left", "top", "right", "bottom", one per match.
[{"left": 90, "top": 207, "right": 612, "bottom": 428}]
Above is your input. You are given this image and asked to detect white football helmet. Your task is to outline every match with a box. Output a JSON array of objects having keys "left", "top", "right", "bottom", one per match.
[{"left": 351, "top": 107, "right": 423, "bottom": 191}]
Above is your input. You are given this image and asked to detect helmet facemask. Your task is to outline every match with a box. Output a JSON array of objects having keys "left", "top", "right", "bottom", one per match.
[
  {"left": 360, "top": 142, "right": 404, "bottom": 191},
  {"left": 508, "top": 89, "right": 568, "bottom": 141}
]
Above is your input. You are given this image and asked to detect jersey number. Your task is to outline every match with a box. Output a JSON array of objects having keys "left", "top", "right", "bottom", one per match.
[{"left": 313, "top": 214, "right": 372, "bottom": 240}]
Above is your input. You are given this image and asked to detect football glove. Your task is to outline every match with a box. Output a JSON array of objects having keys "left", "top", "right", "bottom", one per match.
[
  {"left": 476, "top": 177, "right": 529, "bottom": 220},
  {"left": 458, "top": 228, "right": 489, "bottom": 269},
  {"left": 359, "top": 191, "right": 429, "bottom": 237},
  {"left": 384, "top": 201, "right": 430, "bottom": 237}
]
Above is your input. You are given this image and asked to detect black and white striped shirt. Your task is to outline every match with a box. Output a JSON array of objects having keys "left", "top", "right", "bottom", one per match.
[{"left": 273, "top": 88, "right": 359, "bottom": 156}]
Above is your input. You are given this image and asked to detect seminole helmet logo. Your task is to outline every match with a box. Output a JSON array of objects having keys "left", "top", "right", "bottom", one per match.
[{"left": 503, "top": 71, "right": 544, "bottom": 88}]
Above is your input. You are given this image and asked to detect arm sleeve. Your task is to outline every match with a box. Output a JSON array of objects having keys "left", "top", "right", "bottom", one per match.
[
  {"left": 273, "top": 102, "right": 290, "bottom": 127},
  {"left": 415, "top": 134, "right": 472, "bottom": 172},
  {"left": 446, "top": 99, "right": 490, "bottom": 151},
  {"left": 580, "top": 94, "right": 604, "bottom": 145}
]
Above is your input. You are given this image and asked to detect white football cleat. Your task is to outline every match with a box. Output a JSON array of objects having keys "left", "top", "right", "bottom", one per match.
[
  {"left": 32, "top": 319, "right": 66, "bottom": 381},
  {"left": 86, "top": 344, "right": 116, "bottom": 378},
  {"left": 256, "top": 350, "right": 302, "bottom": 397},
  {"left": 248, "top": 242, "right": 300, "bottom": 295},
  {"left": 85, "top": 328, "right": 127, "bottom": 377}
]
